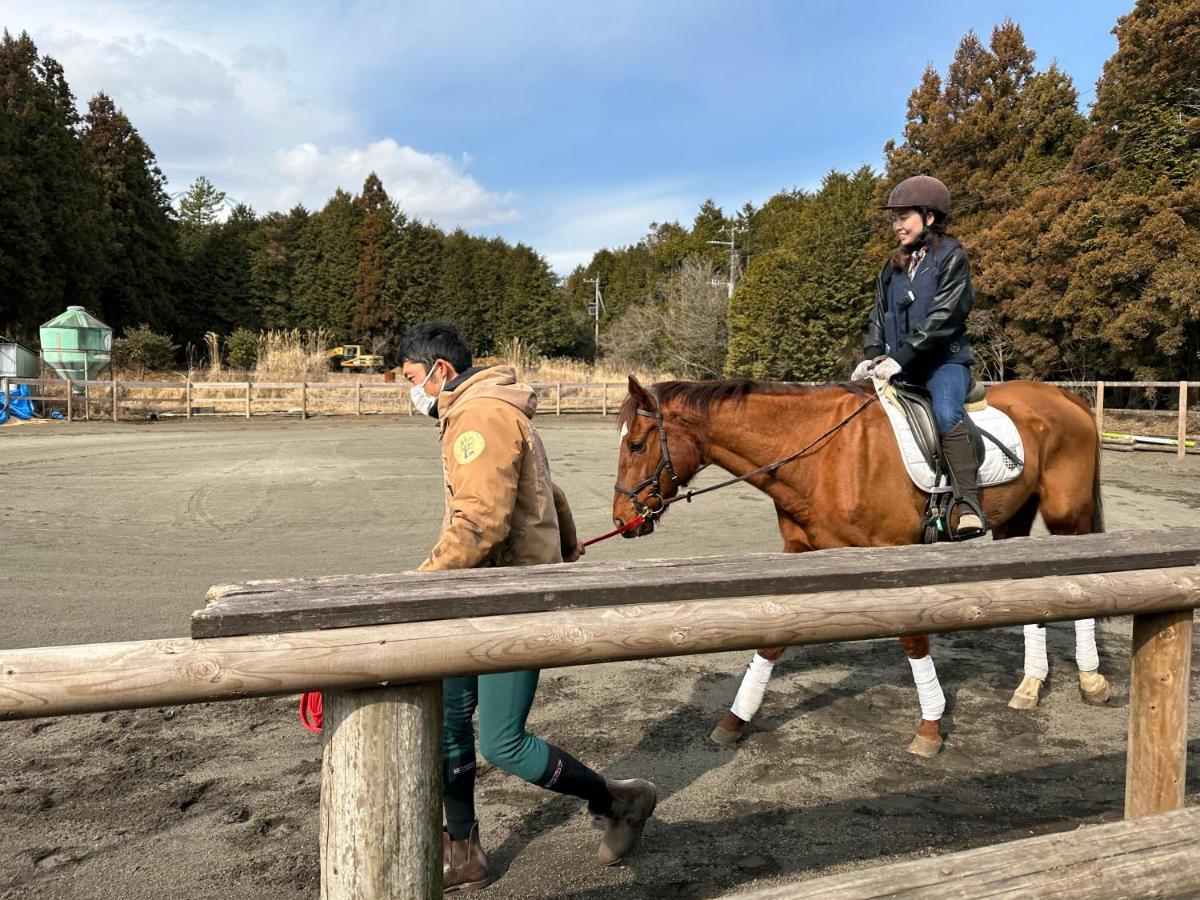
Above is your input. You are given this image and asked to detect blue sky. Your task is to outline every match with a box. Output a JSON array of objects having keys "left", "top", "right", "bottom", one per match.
[{"left": 4, "top": 0, "right": 1132, "bottom": 272}]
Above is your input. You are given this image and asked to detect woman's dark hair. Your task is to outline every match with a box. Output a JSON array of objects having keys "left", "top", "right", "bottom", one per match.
[
  {"left": 891, "top": 208, "right": 955, "bottom": 271},
  {"left": 399, "top": 321, "right": 473, "bottom": 372}
]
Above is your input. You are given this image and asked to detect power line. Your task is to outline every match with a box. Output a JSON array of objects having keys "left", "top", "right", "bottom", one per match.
[{"left": 706, "top": 225, "right": 744, "bottom": 299}]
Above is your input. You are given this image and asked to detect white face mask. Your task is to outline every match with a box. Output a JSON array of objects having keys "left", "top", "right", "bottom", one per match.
[{"left": 410, "top": 364, "right": 441, "bottom": 418}]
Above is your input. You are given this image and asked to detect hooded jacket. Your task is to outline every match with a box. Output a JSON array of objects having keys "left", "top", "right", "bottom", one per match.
[{"left": 418, "top": 366, "right": 577, "bottom": 572}]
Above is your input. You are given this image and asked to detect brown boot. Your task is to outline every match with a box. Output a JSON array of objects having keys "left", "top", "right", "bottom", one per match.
[
  {"left": 596, "top": 778, "right": 656, "bottom": 865},
  {"left": 443, "top": 823, "right": 488, "bottom": 892}
]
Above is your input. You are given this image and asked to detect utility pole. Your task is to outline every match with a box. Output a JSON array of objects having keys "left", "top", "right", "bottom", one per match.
[
  {"left": 583, "top": 275, "right": 605, "bottom": 355},
  {"left": 707, "top": 225, "right": 743, "bottom": 299}
]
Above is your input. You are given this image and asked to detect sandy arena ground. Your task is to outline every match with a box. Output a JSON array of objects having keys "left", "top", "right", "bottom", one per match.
[{"left": 1, "top": 415, "right": 1198, "bottom": 899}]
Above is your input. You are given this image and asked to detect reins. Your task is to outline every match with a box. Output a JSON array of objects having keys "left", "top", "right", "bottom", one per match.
[{"left": 592, "top": 391, "right": 879, "bottom": 545}]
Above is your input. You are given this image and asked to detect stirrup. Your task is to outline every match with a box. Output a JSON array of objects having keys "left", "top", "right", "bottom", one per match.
[{"left": 952, "top": 498, "right": 988, "bottom": 540}]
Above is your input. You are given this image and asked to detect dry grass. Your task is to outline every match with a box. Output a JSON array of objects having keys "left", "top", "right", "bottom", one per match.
[{"left": 252, "top": 329, "right": 332, "bottom": 383}]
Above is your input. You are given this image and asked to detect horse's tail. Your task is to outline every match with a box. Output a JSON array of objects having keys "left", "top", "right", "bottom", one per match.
[{"left": 1057, "top": 386, "right": 1104, "bottom": 534}]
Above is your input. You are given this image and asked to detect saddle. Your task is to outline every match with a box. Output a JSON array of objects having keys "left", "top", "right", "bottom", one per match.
[
  {"left": 876, "top": 378, "right": 1025, "bottom": 543},
  {"left": 886, "top": 379, "right": 988, "bottom": 475}
]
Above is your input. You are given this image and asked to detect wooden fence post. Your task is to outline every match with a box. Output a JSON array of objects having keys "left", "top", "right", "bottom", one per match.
[
  {"left": 84, "top": 383, "right": 90, "bottom": 421},
  {"left": 185, "top": 380, "right": 192, "bottom": 419},
  {"left": 320, "top": 682, "right": 442, "bottom": 899},
  {"left": 356, "top": 381, "right": 362, "bottom": 417},
  {"left": 66, "top": 376, "right": 73, "bottom": 422},
  {"left": 112, "top": 373, "right": 119, "bottom": 422},
  {"left": 1095, "top": 380, "right": 1105, "bottom": 437},
  {"left": 556, "top": 382, "right": 562, "bottom": 416},
  {"left": 1178, "top": 381, "right": 1187, "bottom": 460},
  {"left": 245, "top": 382, "right": 252, "bottom": 419},
  {"left": 1, "top": 377, "right": 8, "bottom": 415},
  {"left": 1125, "top": 609, "right": 1194, "bottom": 819},
  {"left": 602, "top": 382, "right": 608, "bottom": 416},
  {"left": 301, "top": 382, "right": 308, "bottom": 420}
]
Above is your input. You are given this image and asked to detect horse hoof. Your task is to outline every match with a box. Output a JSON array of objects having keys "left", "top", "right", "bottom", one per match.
[
  {"left": 907, "top": 735, "right": 943, "bottom": 758},
  {"left": 1079, "top": 671, "right": 1110, "bottom": 705},
  {"left": 1008, "top": 675, "right": 1043, "bottom": 710},
  {"left": 709, "top": 713, "right": 746, "bottom": 747}
]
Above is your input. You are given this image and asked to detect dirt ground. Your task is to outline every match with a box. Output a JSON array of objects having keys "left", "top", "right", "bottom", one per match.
[{"left": 1, "top": 415, "right": 1198, "bottom": 899}]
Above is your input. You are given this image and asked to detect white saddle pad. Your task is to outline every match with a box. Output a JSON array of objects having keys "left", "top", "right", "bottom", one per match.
[{"left": 876, "top": 381, "right": 1025, "bottom": 494}]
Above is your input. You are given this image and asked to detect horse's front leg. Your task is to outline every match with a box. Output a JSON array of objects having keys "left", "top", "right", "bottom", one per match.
[
  {"left": 709, "top": 646, "right": 787, "bottom": 746},
  {"left": 901, "top": 634, "right": 945, "bottom": 757}
]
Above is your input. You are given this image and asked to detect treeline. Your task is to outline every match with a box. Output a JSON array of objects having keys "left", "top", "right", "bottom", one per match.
[
  {"left": 0, "top": 30, "right": 578, "bottom": 361},
  {"left": 568, "top": 0, "right": 1200, "bottom": 382}
]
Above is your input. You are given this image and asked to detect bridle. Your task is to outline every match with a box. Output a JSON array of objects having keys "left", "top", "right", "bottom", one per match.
[
  {"left": 611, "top": 390, "right": 879, "bottom": 527},
  {"left": 612, "top": 405, "right": 680, "bottom": 520}
]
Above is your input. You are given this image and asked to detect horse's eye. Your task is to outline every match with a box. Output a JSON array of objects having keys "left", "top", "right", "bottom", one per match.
[{"left": 629, "top": 441, "right": 646, "bottom": 453}]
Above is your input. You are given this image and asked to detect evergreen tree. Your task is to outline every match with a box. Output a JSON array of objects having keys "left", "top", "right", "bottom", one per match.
[
  {"left": 291, "top": 189, "right": 361, "bottom": 340},
  {"left": 351, "top": 172, "right": 403, "bottom": 350},
  {"left": 726, "top": 168, "right": 878, "bottom": 380},
  {"left": 0, "top": 31, "right": 111, "bottom": 341},
  {"left": 81, "top": 92, "right": 180, "bottom": 335},
  {"left": 250, "top": 206, "right": 309, "bottom": 330}
]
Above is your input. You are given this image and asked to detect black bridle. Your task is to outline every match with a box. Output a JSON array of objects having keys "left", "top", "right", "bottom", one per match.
[{"left": 613, "top": 406, "right": 680, "bottom": 520}]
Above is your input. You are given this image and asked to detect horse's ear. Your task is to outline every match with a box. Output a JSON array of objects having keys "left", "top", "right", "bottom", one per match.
[{"left": 627, "top": 375, "right": 654, "bottom": 409}]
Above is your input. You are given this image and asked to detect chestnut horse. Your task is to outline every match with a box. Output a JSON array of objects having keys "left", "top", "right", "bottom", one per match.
[{"left": 611, "top": 376, "right": 1108, "bottom": 757}]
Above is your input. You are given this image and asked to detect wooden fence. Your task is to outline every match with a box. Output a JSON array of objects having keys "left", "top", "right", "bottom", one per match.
[
  {"left": 1, "top": 530, "right": 1197, "bottom": 897},
  {"left": 0, "top": 376, "right": 630, "bottom": 421}
]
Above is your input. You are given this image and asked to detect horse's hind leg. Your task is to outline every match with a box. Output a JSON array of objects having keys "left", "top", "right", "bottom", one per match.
[
  {"left": 710, "top": 647, "right": 786, "bottom": 746},
  {"left": 994, "top": 494, "right": 1052, "bottom": 710},
  {"left": 900, "top": 634, "right": 945, "bottom": 757}
]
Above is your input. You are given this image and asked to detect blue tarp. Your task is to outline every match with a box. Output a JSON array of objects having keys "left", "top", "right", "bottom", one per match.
[{"left": 0, "top": 383, "right": 35, "bottom": 423}]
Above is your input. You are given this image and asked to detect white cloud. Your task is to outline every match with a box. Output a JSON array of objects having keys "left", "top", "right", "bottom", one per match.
[
  {"left": 274, "top": 139, "right": 519, "bottom": 227},
  {"left": 525, "top": 183, "right": 697, "bottom": 274}
]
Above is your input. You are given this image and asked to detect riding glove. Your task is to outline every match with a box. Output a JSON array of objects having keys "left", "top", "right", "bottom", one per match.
[
  {"left": 851, "top": 359, "right": 875, "bottom": 380},
  {"left": 872, "top": 357, "right": 902, "bottom": 383}
]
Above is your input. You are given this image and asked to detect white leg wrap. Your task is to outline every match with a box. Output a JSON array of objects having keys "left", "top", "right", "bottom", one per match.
[
  {"left": 729, "top": 653, "right": 776, "bottom": 722},
  {"left": 907, "top": 655, "right": 945, "bottom": 721},
  {"left": 1023, "top": 624, "right": 1049, "bottom": 680},
  {"left": 1074, "top": 618, "right": 1100, "bottom": 672}
]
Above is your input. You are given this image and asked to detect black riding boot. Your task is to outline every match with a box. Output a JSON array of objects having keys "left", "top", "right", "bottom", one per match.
[{"left": 941, "top": 422, "right": 987, "bottom": 540}]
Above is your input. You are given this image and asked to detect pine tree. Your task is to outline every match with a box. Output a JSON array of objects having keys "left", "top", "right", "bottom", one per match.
[
  {"left": 291, "top": 189, "right": 362, "bottom": 340},
  {"left": 81, "top": 92, "right": 180, "bottom": 335},
  {"left": 351, "top": 172, "right": 404, "bottom": 351},
  {"left": 0, "top": 31, "right": 111, "bottom": 341}
]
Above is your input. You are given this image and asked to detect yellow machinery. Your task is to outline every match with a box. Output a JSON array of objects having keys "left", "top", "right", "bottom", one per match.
[{"left": 327, "top": 344, "right": 384, "bottom": 372}]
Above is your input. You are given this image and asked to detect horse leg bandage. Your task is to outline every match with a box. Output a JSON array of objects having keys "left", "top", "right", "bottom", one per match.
[
  {"left": 1074, "top": 618, "right": 1100, "bottom": 672},
  {"left": 1023, "top": 623, "right": 1049, "bottom": 680},
  {"left": 730, "top": 653, "right": 776, "bottom": 722},
  {"left": 907, "top": 655, "right": 945, "bottom": 721}
]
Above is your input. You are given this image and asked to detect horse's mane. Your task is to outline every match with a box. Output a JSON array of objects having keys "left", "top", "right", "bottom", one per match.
[{"left": 619, "top": 379, "right": 867, "bottom": 422}]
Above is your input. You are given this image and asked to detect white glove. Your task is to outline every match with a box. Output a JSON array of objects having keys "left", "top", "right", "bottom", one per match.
[
  {"left": 851, "top": 359, "right": 875, "bottom": 380},
  {"left": 872, "top": 357, "right": 902, "bottom": 382}
]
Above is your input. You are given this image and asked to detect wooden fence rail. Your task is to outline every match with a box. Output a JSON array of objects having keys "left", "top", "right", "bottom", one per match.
[
  {"left": 1, "top": 530, "right": 1198, "bottom": 897},
  {"left": 3, "top": 376, "right": 1199, "bottom": 456}
]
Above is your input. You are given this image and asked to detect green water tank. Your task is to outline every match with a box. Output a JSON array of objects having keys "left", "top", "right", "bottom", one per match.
[{"left": 39, "top": 306, "right": 113, "bottom": 384}]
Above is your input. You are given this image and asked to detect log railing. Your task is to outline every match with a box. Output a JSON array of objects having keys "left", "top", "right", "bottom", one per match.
[{"left": 0, "top": 530, "right": 1197, "bottom": 897}]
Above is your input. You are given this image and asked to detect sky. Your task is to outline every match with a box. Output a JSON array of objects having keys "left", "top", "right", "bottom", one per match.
[{"left": 3, "top": 0, "right": 1134, "bottom": 274}]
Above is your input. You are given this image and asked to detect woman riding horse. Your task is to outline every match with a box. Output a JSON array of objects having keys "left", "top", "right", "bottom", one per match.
[{"left": 852, "top": 174, "right": 985, "bottom": 540}]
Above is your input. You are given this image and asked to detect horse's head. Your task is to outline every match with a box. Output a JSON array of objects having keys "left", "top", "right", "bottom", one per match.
[{"left": 611, "top": 376, "right": 702, "bottom": 537}]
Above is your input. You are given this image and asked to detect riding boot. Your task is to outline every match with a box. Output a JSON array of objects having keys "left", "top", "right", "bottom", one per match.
[
  {"left": 443, "top": 822, "right": 489, "bottom": 892},
  {"left": 941, "top": 422, "right": 987, "bottom": 540},
  {"left": 595, "top": 777, "right": 657, "bottom": 865}
]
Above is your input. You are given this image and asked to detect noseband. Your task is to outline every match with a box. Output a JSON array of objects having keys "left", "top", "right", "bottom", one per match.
[{"left": 613, "top": 406, "right": 680, "bottom": 519}]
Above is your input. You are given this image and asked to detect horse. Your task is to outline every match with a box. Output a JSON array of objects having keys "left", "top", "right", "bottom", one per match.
[{"left": 611, "top": 375, "right": 1109, "bottom": 757}]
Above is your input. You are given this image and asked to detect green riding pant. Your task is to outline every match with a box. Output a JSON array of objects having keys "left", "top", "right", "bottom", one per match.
[{"left": 442, "top": 670, "right": 549, "bottom": 784}]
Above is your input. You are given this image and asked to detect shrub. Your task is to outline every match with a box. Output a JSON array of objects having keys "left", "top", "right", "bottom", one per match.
[{"left": 113, "top": 325, "right": 177, "bottom": 378}]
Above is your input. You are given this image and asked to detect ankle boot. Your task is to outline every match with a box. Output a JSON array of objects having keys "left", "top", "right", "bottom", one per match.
[
  {"left": 595, "top": 778, "right": 656, "bottom": 865},
  {"left": 443, "top": 823, "right": 488, "bottom": 892},
  {"left": 941, "top": 422, "right": 987, "bottom": 539}
]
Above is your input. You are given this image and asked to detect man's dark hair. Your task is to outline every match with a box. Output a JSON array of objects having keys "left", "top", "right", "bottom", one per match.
[{"left": 399, "top": 321, "right": 472, "bottom": 372}]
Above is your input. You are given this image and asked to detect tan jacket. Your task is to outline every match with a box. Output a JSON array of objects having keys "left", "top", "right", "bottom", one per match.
[{"left": 418, "top": 366, "right": 577, "bottom": 572}]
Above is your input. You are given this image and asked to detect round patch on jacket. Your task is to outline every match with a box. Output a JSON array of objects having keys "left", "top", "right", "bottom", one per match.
[
  {"left": 950, "top": 342, "right": 960, "bottom": 353},
  {"left": 453, "top": 431, "right": 486, "bottom": 465}
]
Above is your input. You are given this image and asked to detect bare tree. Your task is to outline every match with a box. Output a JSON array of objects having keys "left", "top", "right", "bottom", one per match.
[{"left": 659, "top": 258, "right": 730, "bottom": 379}]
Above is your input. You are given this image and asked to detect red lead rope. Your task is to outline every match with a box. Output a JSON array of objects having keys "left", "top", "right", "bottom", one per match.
[{"left": 582, "top": 513, "right": 646, "bottom": 547}]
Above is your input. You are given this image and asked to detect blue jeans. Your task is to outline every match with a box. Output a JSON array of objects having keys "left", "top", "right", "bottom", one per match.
[{"left": 916, "top": 363, "right": 972, "bottom": 435}]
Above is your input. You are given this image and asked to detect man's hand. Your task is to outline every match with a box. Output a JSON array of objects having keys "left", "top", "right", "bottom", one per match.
[
  {"left": 564, "top": 541, "right": 585, "bottom": 563},
  {"left": 872, "top": 357, "right": 902, "bottom": 382},
  {"left": 851, "top": 359, "right": 875, "bottom": 380}
]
